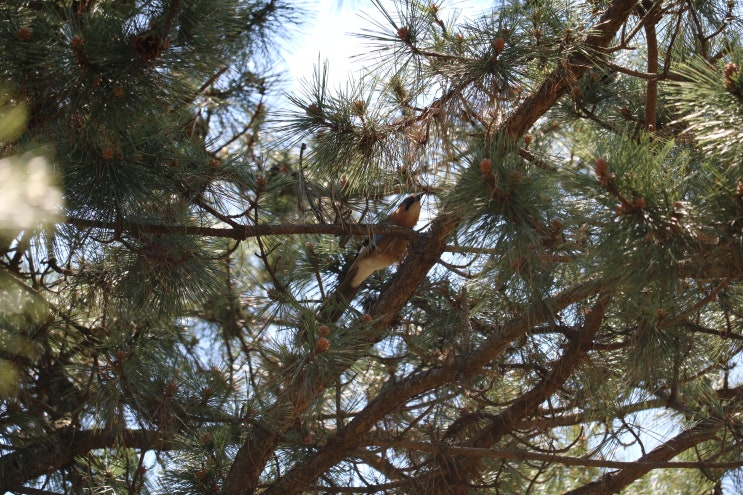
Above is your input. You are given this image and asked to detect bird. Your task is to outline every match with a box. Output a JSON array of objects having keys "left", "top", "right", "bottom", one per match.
[{"left": 320, "top": 193, "right": 423, "bottom": 322}]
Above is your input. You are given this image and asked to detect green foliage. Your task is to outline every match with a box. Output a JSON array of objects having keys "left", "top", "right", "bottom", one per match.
[
  {"left": 668, "top": 52, "right": 743, "bottom": 165},
  {"left": 3, "top": 0, "right": 743, "bottom": 494}
]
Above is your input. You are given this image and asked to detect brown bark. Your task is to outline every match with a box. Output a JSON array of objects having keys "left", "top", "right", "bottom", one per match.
[
  {"left": 641, "top": 0, "right": 661, "bottom": 130},
  {"left": 0, "top": 429, "right": 169, "bottom": 493},
  {"left": 502, "top": 0, "right": 640, "bottom": 141},
  {"left": 562, "top": 408, "right": 737, "bottom": 495},
  {"left": 66, "top": 217, "right": 417, "bottom": 242},
  {"left": 368, "top": 440, "right": 743, "bottom": 471}
]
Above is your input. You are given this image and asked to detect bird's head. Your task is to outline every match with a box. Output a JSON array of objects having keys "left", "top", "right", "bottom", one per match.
[{"left": 390, "top": 193, "right": 423, "bottom": 227}]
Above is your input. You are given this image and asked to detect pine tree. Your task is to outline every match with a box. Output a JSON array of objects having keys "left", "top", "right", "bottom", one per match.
[{"left": 3, "top": 0, "right": 743, "bottom": 494}]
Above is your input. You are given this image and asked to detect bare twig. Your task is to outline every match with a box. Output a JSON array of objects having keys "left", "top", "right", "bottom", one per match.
[{"left": 65, "top": 217, "right": 418, "bottom": 242}]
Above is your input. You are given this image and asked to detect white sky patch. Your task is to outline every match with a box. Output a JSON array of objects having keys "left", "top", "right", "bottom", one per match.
[{"left": 285, "top": 0, "right": 495, "bottom": 96}]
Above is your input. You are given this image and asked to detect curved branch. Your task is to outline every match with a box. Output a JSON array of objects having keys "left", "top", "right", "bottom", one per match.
[
  {"left": 561, "top": 400, "right": 741, "bottom": 495},
  {"left": 0, "top": 429, "right": 170, "bottom": 492},
  {"left": 367, "top": 439, "right": 743, "bottom": 471},
  {"left": 429, "top": 295, "right": 610, "bottom": 493},
  {"left": 502, "top": 0, "right": 640, "bottom": 141}
]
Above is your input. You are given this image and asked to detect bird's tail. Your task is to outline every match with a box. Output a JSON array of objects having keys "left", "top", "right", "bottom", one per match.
[{"left": 318, "top": 267, "right": 360, "bottom": 323}]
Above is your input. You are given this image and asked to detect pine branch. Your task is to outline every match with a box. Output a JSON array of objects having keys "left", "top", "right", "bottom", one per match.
[
  {"left": 523, "top": 398, "right": 668, "bottom": 430},
  {"left": 502, "top": 0, "right": 639, "bottom": 141},
  {"left": 561, "top": 390, "right": 743, "bottom": 495},
  {"left": 10, "top": 488, "right": 65, "bottom": 495},
  {"left": 223, "top": 2, "right": 640, "bottom": 491},
  {"left": 65, "top": 217, "right": 417, "bottom": 241},
  {"left": 0, "top": 429, "right": 170, "bottom": 492},
  {"left": 256, "top": 277, "right": 608, "bottom": 495},
  {"left": 366, "top": 439, "right": 743, "bottom": 471},
  {"left": 430, "top": 295, "right": 610, "bottom": 494},
  {"left": 641, "top": 0, "right": 662, "bottom": 131}
]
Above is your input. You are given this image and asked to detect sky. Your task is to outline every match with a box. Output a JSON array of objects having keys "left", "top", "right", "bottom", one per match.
[{"left": 284, "top": 0, "right": 494, "bottom": 97}]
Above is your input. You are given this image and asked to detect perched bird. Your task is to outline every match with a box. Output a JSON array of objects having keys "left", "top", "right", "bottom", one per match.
[{"left": 320, "top": 194, "right": 423, "bottom": 322}]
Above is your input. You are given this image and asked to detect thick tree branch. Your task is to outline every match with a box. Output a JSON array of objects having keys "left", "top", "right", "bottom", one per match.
[
  {"left": 561, "top": 401, "right": 742, "bottom": 495},
  {"left": 258, "top": 277, "right": 609, "bottom": 495},
  {"left": 0, "top": 429, "right": 170, "bottom": 492},
  {"left": 502, "top": 0, "right": 640, "bottom": 141},
  {"left": 430, "top": 295, "right": 610, "bottom": 494},
  {"left": 641, "top": 0, "right": 661, "bottom": 130},
  {"left": 367, "top": 439, "right": 743, "bottom": 471}
]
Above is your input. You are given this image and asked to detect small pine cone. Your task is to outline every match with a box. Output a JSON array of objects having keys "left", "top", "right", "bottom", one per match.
[
  {"left": 397, "top": 26, "right": 411, "bottom": 43},
  {"left": 306, "top": 103, "right": 321, "bottom": 117},
  {"left": 163, "top": 380, "right": 178, "bottom": 396},
  {"left": 315, "top": 337, "right": 330, "bottom": 353},
  {"left": 479, "top": 157, "right": 492, "bottom": 176},
  {"left": 361, "top": 313, "right": 372, "bottom": 322},
  {"left": 351, "top": 100, "right": 366, "bottom": 116},
  {"left": 130, "top": 32, "right": 169, "bottom": 61},
  {"left": 492, "top": 37, "right": 505, "bottom": 54},
  {"left": 724, "top": 61, "right": 740, "bottom": 93},
  {"left": 318, "top": 325, "right": 330, "bottom": 337},
  {"left": 266, "top": 287, "right": 284, "bottom": 301},
  {"left": 595, "top": 158, "right": 611, "bottom": 185},
  {"left": 18, "top": 27, "right": 32, "bottom": 42},
  {"left": 70, "top": 113, "right": 84, "bottom": 128}
]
